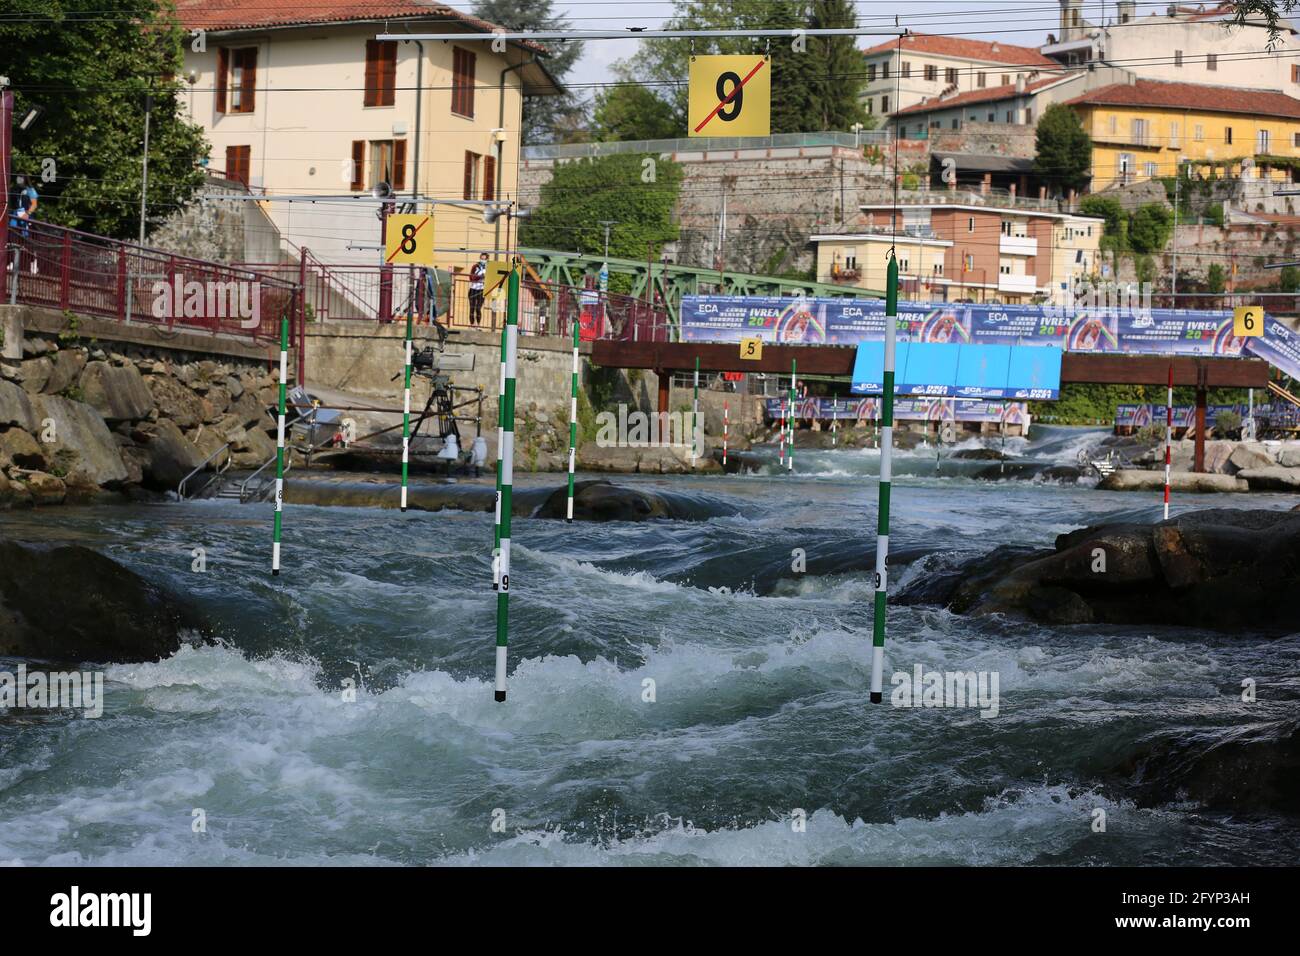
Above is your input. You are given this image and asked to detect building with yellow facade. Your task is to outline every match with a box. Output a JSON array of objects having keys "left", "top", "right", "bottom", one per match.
[{"left": 1065, "top": 79, "right": 1300, "bottom": 190}]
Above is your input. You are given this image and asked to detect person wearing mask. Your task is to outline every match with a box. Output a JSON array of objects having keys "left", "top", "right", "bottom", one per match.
[
  {"left": 468, "top": 253, "right": 487, "bottom": 326},
  {"left": 6, "top": 175, "right": 38, "bottom": 274}
]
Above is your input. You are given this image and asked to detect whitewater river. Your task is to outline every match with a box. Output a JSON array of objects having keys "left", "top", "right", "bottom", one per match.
[{"left": 2, "top": 426, "right": 1298, "bottom": 865}]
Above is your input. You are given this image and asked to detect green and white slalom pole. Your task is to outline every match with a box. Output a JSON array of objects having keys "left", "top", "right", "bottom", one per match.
[
  {"left": 399, "top": 280, "right": 415, "bottom": 512},
  {"left": 492, "top": 321, "right": 506, "bottom": 589},
  {"left": 566, "top": 313, "right": 579, "bottom": 521},
  {"left": 870, "top": 255, "right": 900, "bottom": 704},
  {"left": 271, "top": 311, "right": 289, "bottom": 575},
  {"left": 494, "top": 264, "right": 520, "bottom": 702},
  {"left": 787, "top": 358, "right": 796, "bottom": 472},
  {"left": 691, "top": 356, "right": 700, "bottom": 467}
]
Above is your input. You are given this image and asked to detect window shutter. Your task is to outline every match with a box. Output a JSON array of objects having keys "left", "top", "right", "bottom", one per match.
[
  {"left": 381, "top": 41, "right": 397, "bottom": 106},
  {"left": 216, "top": 47, "right": 228, "bottom": 113},
  {"left": 226, "top": 145, "right": 249, "bottom": 186},
  {"left": 465, "top": 49, "right": 476, "bottom": 117},
  {"left": 464, "top": 151, "right": 474, "bottom": 200},
  {"left": 351, "top": 140, "right": 365, "bottom": 191},
  {"left": 393, "top": 139, "right": 407, "bottom": 191},
  {"left": 365, "top": 40, "right": 378, "bottom": 107},
  {"left": 241, "top": 48, "right": 257, "bottom": 113},
  {"left": 483, "top": 154, "right": 495, "bottom": 201}
]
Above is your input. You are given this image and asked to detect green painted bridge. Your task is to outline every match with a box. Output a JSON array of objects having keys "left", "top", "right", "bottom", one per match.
[{"left": 520, "top": 248, "right": 880, "bottom": 325}]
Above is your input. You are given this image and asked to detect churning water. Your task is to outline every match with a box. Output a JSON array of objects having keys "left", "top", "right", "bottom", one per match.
[{"left": 2, "top": 427, "right": 1298, "bottom": 865}]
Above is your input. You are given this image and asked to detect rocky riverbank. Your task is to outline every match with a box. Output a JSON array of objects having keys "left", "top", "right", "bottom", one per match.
[
  {"left": 0, "top": 331, "right": 281, "bottom": 508},
  {"left": 1100, "top": 435, "right": 1300, "bottom": 492}
]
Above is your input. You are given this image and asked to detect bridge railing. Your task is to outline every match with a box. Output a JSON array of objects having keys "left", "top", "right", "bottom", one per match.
[{"left": 4, "top": 220, "right": 298, "bottom": 344}]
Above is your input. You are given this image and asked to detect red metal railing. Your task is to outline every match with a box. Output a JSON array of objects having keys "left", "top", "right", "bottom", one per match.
[{"left": 4, "top": 221, "right": 299, "bottom": 344}]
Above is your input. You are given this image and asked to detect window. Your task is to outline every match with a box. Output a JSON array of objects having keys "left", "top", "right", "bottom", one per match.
[
  {"left": 868, "top": 64, "right": 877, "bottom": 82},
  {"left": 368, "top": 139, "right": 407, "bottom": 190},
  {"left": 1169, "top": 122, "right": 1180, "bottom": 148},
  {"left": 216, "top": 47, "right": 257, "bottom": 114},
  {"left": 951, "top": 118, "right": 959, "bottom": 129},
  {"left": 1259, "top": 129, "right": 1271, "bottom": 153},
  {"left": 1000, "top": 264, "right": 1011, "bottom": 275},
  {"left": 925, "top": 64, "right": 938, "bottom": 81},
  {"left": 1294, "top": 132, "right": 1300, "bottom": 147},
  {"left": 350, "top": 141, "right": 364, "bottom": 191},
  {"left": 902, "top": 61, "right": 912, "bottom": 78},
  {"left": 899, "top": 257, "right": 910, "bottom": 272},
  {"left": 988, "top": 112, "right": 995, "bottom": 122},
  {"left": 933, "top": 262, "right": 943, "bottom": 275},
  {"left": 483, "top": 154, "right": 496, "bottom": 201},
  {"left": 1293, "top": 64, "right": 1300, "bottom": 84},
  {"left": 225, "top": 145, "right": 250, "bottom": 186},
  {"left": 1207, "top": 53, "right": 1217, "bottom": 71},
  {"left": 866, "top": 98, "right": 873, "bottom": 115},
  {"left": 1001, "top": 74, "right": 1010, "bottom": 86},
  {"left": 968, "top": 217, "right": 975, "bottom": 233},
  {"left": 1175, "top": 50, "right": 1183, "bottom": 67},
  {"left": 463, "top": 150, "right": 481, "bottom": 199},
  {"left": 977, "top": 72, "right": 986, "bottom": 88},
  {"left": 1000, "top": 220, "right": 1011, "bottom": 236},
  {"left": 964, "top": 254, "right": 974, "bottom": 271},
  {"left": 1109, "top": 115, "right": 1117, "bottom": 135},
  {"left": 882, "top": 95, "right": 889, "bottom": 112},
  {"left": 452, "top": 46, "right": 476, "bottom": 118},
  {"left": 1131, "top": 118, "right": 1149, "bottom": 144},
  {"left": 844, "top": 249, "right": 858, "bottom": 270},
  {"left": 882, "top": 62, "right": 890, "bottom": 79},
  {"left": 1119, "top": 153, "right": 1135, "bottom": 182},
  {"left": 1225, "top": 126, "right": 1234, "bottom": 145},
  {"left": 945, "top": 67, "right": 959, "bottom": 85},
  {"left": 1194, "top": 124, "right": 1204, "bottom": 142},
  {"left": 364, "top": 40, "right": 398, "bottom": 107},
  {"left": 1144, "top": 162, "right": 1158, "bottom": 177},
  {"left": 1025, "top": 108, "right": 1033, "bottom": 124},
  {"left": 1006, "top": 111, "right": 1013, "bottom": 123}
]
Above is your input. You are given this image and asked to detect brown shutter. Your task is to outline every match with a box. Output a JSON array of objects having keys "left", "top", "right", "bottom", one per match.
[
  {"left": 465, "top": 49, "right": 476, "bottom": 118},
  {"left": 226, "top": 145, "right": 249, "bottom": 186},
  {"left": 381, "top": 41, "right": 397, "bottom": 107},
  {"left": 483, "top": 154, "right": 495, "bottom": 201},
  {"left": 351, "top": 140, "right": 365, "bottom": 191},
  {"left": 463, "top": 151, "right": 474, "bottom": 200},
  {"left": 364, "top": 40, "right": 378, "bottom": 107},
  {"left": 393, "top": 139, "right": 407, "bottom": 191},
  {"left": 216, "top": 47, "right": 228, "bottom": 113},
  {"left": 241, "top": 48, "right": 257, "bottom": 113}
]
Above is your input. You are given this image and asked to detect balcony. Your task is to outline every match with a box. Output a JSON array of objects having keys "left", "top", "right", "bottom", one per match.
[
  {"left": 998, "top": 273, "right": 1038, "bottom": 295},
  {"left": 999, "top": 233, "right": 1038, "bottom": 256}
]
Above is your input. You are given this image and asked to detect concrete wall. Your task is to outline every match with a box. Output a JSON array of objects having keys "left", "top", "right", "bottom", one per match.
[{"left": 149, "top": 174, "right": 284, "bottom": 263}]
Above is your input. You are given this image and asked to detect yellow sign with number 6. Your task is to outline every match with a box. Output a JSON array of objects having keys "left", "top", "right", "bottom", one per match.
[
  {"left": 384, "top": 214, "right": 434, "bottom": 266},
  {"left": 1233, "top": 305, "right": 1263, "bottom": 337},
  {"left": 740, "top": 337, "right": 764, "bottom": 361}
]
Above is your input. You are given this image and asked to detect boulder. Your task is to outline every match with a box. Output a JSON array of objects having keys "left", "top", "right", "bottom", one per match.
[
  {"left": 531, "top": 478, "right": 737, "bottom": 522},
  {"left": 19, "top": 471, "right": 66, "bottom": 506},
  {"left": 147, "top": 375, "right": 211, "bottom": 430},
  {"left": 44, "top": 349, "right": 87, "bottom": 395},
  {"left": 0, "top": 478, "right": 32, "bottom": 509},
  {"left": 1226, "top": 444, "right": 1275, "bottom": 474},
  {"left": 186, "top": 425, "right": 229, "bottom": 464},
  {"left": 1277, "top": 446, "right": 1300, "bottom": 468},
  {"left": 0, "top": 428, "right": 49, "bottom": 471},
  {"left": 230, "top": 424, "right": 277, "bottom": 468},
  {"left": 1237, "top": 466, "right": 1300, "bottom": 491},
  {"left": 15, "top": 356, "right": 52, "bottom": 394},
  {"left": 79, "top": 361, "right": 154, "bottom": 421},
  {"left": 0, "top": 380, "right": 37, "bottom": 430},
  {"left": 21, "top": 337, "right": 55, "bottom": 357},
  {"left": 224, "top": 389, "right": 266, "bottom": 429},
  {"left": 133, "top": 419, "right": 202, "bottom": 491},
  {"left": 919, "top": 509, "right": 1300, "bottom": 634},
  {"left": 32, "top": 395, "right": 130, "bottom": 487},
  {"left": 0, "top": 539, "right": 208, "bottom": 662},
  {"left": 225, "top": 375, "right": 245, "bottom": 400},
  {"left": 1100, "top": 469, "right": 1248, "bottom": 493}
]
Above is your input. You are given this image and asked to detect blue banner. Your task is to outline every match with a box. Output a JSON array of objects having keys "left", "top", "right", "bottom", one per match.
[
  {"left": 766, "top": 397, "right": 1029, "bottom": 425},
  {"left": 1115, "top": 403, "right": 1299, "bottom": 429},
  {"left": 681, "top": 295, "right": 1300, "bottom": 380}
]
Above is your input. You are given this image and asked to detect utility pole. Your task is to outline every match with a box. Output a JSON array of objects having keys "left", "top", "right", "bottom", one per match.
[
  {"left": 597, "top": 219, "right": 616, "bottom": 293},
  {"left": 1171, "top": 170, "right": 1179, "bottom": 308},
  {"left": 139, "top": 87, "right": 153, "bottom": 246}
]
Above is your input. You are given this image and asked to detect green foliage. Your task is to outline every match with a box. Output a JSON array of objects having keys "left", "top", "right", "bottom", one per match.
[
  {"left": 1134, "top": 253, "right": 1156, "bottom": 286},
  {"left": 519, "top": 153, "right": 684, "bottom": 264},
  {"left": 1279, "top": 264, "right": 1300, "bottom": 292},
  {"left": 1034, "top": 104, "right": 1093, "bottom": 195},
  {"left": 1205, "top": 203, "right": 1224, "bottom": 227},
  {"left": 57, "top": 311, "right": 81, "bottom": 344},
  {"left": 1214, "top": 409, "right": 1242, "bottom": 437},
  {"left": 2, "top": 0, "right": 207, "bottom": 240},
  {"left": 1079, "top": 195, "right": 1128, "bottom": 251},
  {"left": 592, "top": 82, "right": 682, "bottom": 141},
  {"left": 1206, "top": 263, "right": 1227, "bottom": 294},
  {"left": 472, "top": 0, "right": 584, "bottom": 144},
  {"left": 1128, "top": 204, "right": 1174, "bottom": 254},
  {"left": 1230, "top": 1, "right": 1300, "bottom": 46}
]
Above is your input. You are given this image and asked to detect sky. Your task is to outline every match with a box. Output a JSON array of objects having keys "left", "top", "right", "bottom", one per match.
[{"left": 547, "top": 1, "right": 1195, "bottom": 91}]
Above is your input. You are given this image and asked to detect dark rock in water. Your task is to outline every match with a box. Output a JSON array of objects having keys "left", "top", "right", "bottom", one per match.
[
  {"left": 531, "top": 479, "right": 738, "bottom": 522},
  {"left": 0, "top": 539, "right": 208, "bottom": 662},
  {"left": 925, "top": 509, "right": 1300, "bottom": 633},
  {"left": 951, "top": 448, "right": 1010, "bottom": 461},
  {"left": 896, "top": 544, "right": 1048, "bottom": 609},
  {"left": 1115, "top": 720, "right": 1300, "bottom": 814},
  {"left": 1039, "top": 465, "right": 1085, "bottom": 483},
  {"left": 972, "top": 462, "right": 1042, "bottom": 480},
  {"left": 713, "top": 449, "right": 765, "bottom": 474}
]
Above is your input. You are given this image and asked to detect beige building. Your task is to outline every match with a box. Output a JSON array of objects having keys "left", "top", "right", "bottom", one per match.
[
  {"left": 174, "top": 1, "right": 562, "bottom": 272},
  {"left": 860, "top": 34, "right": 1060, "bottom": 119},
  {"left": 811, "top": 231, "right": 953, "bottom": 300}
]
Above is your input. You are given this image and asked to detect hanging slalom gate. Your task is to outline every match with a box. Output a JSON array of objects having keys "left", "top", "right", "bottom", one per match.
[
  {"left": 1164, "top": 364, "right": 1173, "bottom": 520},
  {"left": 869, "top": 255, "right": 900, "bottom": 705},
  {"left": 493, "top": 266, "right": 521, "bottom": 701},
  {"left": 566, "top": 316, "right": 579, "bottom": 521}
]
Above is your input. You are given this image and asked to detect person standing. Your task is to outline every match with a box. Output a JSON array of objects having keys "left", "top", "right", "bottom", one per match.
[
  {"left": 7, "top": 175, "right": 38, "bottom": 274},
  {"left": 468, "top": 253, "right": 487, "bottom": 326}
]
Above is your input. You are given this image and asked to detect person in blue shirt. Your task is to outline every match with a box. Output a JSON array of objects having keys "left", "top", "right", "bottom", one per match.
[{"left": 9, "top": 175, "right": 37, "bottom": 238}]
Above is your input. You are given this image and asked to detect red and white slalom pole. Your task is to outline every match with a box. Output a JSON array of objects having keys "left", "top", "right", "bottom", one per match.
[
  {"left": 1163, "top": 363, "right": 1173, "bottom": 520},
  {"left": 723, "top": 400, "right": 729, "bottom": 466}
]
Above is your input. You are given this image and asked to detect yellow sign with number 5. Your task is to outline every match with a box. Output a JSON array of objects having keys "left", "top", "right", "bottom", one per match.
[
  {"left": 1233, "top": 305, "right": 1263, "bottom": 337},
  {"left": 740, "top": 337, "right": 764, "bottom": 361}
]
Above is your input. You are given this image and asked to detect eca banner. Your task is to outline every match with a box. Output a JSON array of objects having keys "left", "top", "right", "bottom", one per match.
[
  {"left": 680, "top": 295, "right": 1300, "bottom": 381},
  {"left": 766, "top": 397, "right": 1028, "bottom": 424},
  {"left": 1115, "top": 402, "right": 1299, "bottom": 429}
]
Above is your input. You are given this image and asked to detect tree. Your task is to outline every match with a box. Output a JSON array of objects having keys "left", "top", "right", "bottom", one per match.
[
  {"left": 1034, "top": 104, "right": 1092, "bottom": 195},
  {"left": 518, "top": 153, "right": 684, "bottom": 284},
  {"left": 1079, "top": 195, "right": 1128, "bottom": 250},
  {"left": 592, "top": 81, "right": 682, "bottom": 141},
  {"left": 1206, "top": 263, "right": 1228, "bottom": 294},
  {"left": 1128, "top": 203, "right": 1174, "bottom": 253},
  {"left": 1, "top": 0, "right": 207, "bottom": 240},
  {"left": 1279, "top": 264, "right": 1300, "bottom": 291},
  {"left": 472, "top": 0, "right": 585, "bottom": 144},
  {"left": 1231, "top": 0, "right": 1300, "bottom": 45}
]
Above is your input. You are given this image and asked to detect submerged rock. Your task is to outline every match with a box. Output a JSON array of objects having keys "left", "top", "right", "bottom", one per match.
[
  {"left": 532, "top": 479, "right": 738, "bottom": 522},
  {"left": 0, "top": 539, "right": 207, "bottom": 662},
  {"left": 907, "top": 509, "right": 1300, "bottom": 634}
]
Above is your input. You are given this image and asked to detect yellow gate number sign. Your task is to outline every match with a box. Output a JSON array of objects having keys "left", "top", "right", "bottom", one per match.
[
  {"left": 1233, "top": 305, "right": 1263, "bottom": 337},
  {"left": 384, "top": 214, "right": 434, "bottom": 266},
  {"left": 485, "top": 260, "right": 512, "bottom": 297},
  {"left": 688, "top": 55, "right": 771, "bottom": 138},
  {"left": 739, "top": 337, "right": 764, "bottom": 361}
]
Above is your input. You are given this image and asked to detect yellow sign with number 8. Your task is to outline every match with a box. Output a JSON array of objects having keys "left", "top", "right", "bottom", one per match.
[{"left": 384, "top": 214, "right": 434, "bottom": 266}]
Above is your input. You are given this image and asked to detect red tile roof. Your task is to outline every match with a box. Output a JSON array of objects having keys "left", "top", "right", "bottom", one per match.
[
  {"left": 893, "top": 75, "right": 1068, "bottom": 116},
  {"left": 862, "top": 33, "right": 1058, "bottom": 68},
  {"left": 1065, "top": 80, "right": 1300, "bottom": 119}
]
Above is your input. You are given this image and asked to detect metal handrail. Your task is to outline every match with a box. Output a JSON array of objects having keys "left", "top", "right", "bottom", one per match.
[
  {"left": 240, "top": 451, "right": 291, "bottom": 503},
  {"left": 177, "top": 442, "right": 232, "bottom": 499}
]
